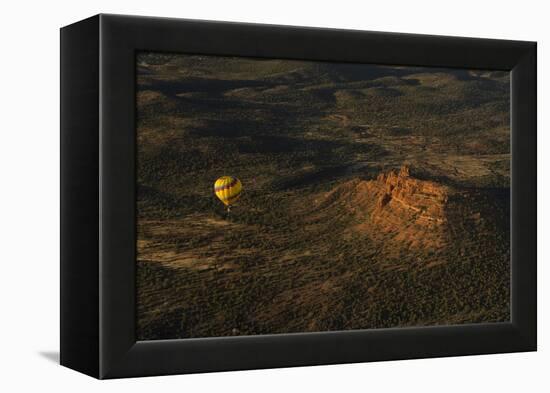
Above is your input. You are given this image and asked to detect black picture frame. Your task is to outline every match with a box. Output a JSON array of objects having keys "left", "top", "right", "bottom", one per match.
[{"left": 60, "top": 14, "right": 537, "bottom": 379}]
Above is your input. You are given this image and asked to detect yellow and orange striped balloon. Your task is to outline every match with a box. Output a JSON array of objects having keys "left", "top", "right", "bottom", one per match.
[{"left": 214, "top": 176, "right": 242, "bottom": 208}]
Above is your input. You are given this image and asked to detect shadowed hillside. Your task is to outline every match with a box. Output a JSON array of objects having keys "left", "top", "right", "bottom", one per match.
[{"left": 136, "top": 52, "right": 510, "bottom": 340}]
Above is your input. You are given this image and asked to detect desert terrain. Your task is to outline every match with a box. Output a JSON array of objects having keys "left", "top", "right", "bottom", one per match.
[{"left": 136, "top": 53, "right": 510, "bottom": 340}]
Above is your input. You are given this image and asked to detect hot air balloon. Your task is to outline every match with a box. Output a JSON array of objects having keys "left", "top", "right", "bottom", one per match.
[{"left": 214, "top": 176, "right": 242, "bottom": 212}]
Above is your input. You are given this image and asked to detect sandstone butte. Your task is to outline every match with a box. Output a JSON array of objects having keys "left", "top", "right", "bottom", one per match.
[{"left": 318, "top": 165, "right": 483, "bottom": 255}]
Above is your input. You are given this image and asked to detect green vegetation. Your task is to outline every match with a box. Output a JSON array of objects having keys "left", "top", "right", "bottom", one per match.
[{"left": 136, "top": 52, "right": 510, "bottom": 340}]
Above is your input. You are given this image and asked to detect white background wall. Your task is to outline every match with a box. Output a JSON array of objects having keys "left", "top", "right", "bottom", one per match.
[{"left": 0, "top": 0, "right": 546, "bottom": 391}]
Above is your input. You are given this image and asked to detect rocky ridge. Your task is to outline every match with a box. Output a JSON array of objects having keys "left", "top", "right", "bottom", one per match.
[{"left": 318, "top": 166, "right": 484, "bottom": 254}]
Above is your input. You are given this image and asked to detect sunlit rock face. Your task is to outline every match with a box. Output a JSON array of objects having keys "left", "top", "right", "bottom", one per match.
[{"left": 318, "top": 166, "right": 486, "bottom": 255}]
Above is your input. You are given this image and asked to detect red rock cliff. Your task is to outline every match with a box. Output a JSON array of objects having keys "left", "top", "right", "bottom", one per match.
[{"left": 318, "top": 166, "right": 464, "bottom": 253}]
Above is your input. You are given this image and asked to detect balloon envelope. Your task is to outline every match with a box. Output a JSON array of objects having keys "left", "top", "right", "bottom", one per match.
[{"left": 214, "top": 176, "right": 242, "bottom": 206}]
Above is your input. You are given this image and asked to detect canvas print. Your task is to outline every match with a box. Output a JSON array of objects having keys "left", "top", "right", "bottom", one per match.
[{"left": 136, "top": 52, "right": 510, "bottom": 340}]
